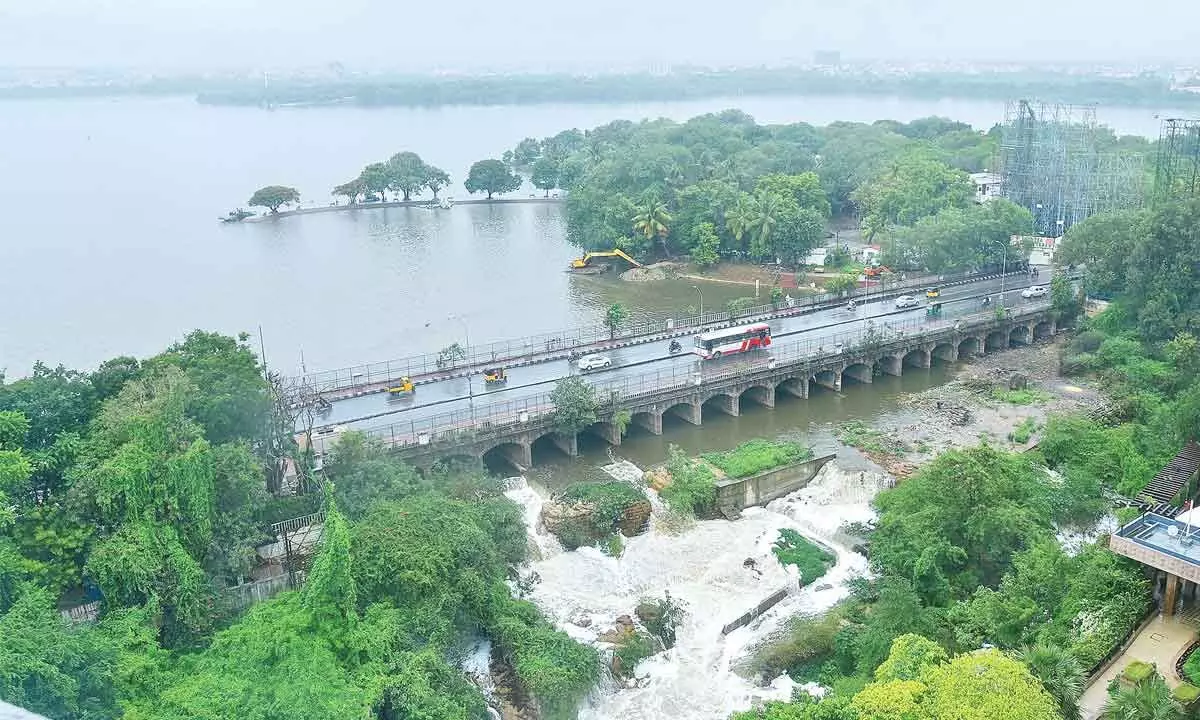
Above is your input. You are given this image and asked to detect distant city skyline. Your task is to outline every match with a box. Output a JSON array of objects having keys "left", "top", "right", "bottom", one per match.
[{"left": 1, "top": 0, "right": 1197, "bottom": 74}]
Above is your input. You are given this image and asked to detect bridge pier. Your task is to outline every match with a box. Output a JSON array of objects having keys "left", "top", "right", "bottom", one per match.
[
  {"left": 548, "top": 432, "right": 579, "bottom": 457},
  {"left": 741, "top": 385, "right": 775, "bottom": 409},
  {"left": 487, "top": 442, "right": 532, "bottom": 473},
  {"left": 905, "top": 348, "right": 932, "bottom": 368},
  {"left": 668, "top": 402, "right": 702, "bottom": 425},
  {"left": 588, "top": 421, "right": 622, "bottom": 447},
  {"left": 778, "top": 377, "right": 809, "bottom": 399},
  {"left": 633, "top": 410, "right": 663, "bottom": 435},
  {"left": 706, "top": 393, "right": 740, "bottom": 417}
]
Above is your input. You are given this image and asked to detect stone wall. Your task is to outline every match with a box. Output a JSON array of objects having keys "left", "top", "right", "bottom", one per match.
[{"left": 714, "top": 454, "right": 836, "bottom": 512}]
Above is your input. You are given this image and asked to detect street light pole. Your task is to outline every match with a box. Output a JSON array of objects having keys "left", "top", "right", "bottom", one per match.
[
  {"left": 993, "top": 239, "right": 1008, "bottom": 309},
  {"left": 692, "top": 285, "right": 704, "bottom": 321}
]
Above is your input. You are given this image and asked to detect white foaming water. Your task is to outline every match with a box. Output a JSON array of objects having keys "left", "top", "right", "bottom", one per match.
[
  {"left": 510, "top": 463, "right": 885, "bottom": 720},
  {"left": 504, "top": 476, "right": 564, "bottom": 560}
]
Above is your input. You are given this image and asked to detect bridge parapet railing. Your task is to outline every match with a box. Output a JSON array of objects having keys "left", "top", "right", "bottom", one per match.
[
  {"left": 296, "top": 267, "right": 1031, "bottom": 394},
  {"left": 355, "top": 302, "right": 1053, "bottom": 451}
]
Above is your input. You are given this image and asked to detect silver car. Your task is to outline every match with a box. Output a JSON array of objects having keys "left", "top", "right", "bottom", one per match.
[
  {"left": 894, "top": 295, "right": 919, "bottom": 309},
  {"left": 1022, "top": 285, "right": 1048, "bottom": 298}
]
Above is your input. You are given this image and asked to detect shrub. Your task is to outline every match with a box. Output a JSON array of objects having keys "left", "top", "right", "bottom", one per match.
[
  {"left": 990, "top": 387, "right": 1053, "bottom": 405},
  {"left": 1010, "top": 417, "right": 1038, "bottom": 444},
  {"left": 1068, "top": 330, "right": 1106, "bottom": 354},
  {"left": 560, "top": 482, "right": 644, "bottom": 531},
  {"left": 612, "top": 631, "right": 658, "bottom": 679},
  {"left": 1123, "top": 660, "right": 1155, "bottom": 683},
  {"left": 1183, "top": 647, "right": 1200, "bottom": 686},
  {"left": 703, "top": 439, "right": 814, "bottom": 478},
  {"left": 772, "top": 529, "right": 836, "bottom": 586},
  {"left": 1173, "top": 682, "right": 1200, "bottom": 704},
  {"left": 836, "top": 420, "right": 909, "bottom": 457},
  {"left": 659, "top": 446, "right": 717, "bottom": 516},
  {"left": 738, "top": 605, "right": 847, "bottom": 681}
]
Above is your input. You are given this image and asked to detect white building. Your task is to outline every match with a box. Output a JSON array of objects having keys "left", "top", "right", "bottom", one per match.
[{"left": 970, "top": 172, "right": 1004, "bottom": 203}]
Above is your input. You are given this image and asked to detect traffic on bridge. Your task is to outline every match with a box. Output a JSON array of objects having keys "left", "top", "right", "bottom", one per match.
[{"left": 304, "top": 269, "right": 1057, "bottom": 438}]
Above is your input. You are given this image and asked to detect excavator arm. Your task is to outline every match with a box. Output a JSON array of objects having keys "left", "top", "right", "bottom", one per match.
[{"left": 569, "top": 249, "right": 644, "bottom": 269}]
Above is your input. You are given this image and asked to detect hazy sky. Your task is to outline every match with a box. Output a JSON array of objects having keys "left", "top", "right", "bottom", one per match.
[{"left": 2, "top": 0, "right": 1198, "bottom": 72}]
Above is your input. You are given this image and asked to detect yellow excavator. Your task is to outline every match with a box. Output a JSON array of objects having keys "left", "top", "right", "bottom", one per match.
[{"left": 568, "top": 249, "right": 644, "bottom": 271}]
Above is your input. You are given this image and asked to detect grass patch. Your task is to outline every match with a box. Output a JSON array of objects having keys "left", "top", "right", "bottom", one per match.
[
  {"left": 738, "top": 604, "right": 847, "bottom": 681},
  {"left": 1009, "top": 417, "right": 1038, "bottom": 444},
  {"left": 1123, "top": 660, "right": 1155, "bottom": 683},
  {"left": 1184, "top": 647, "right": 1200, "bottom": 686},
  {"left": 702, "top": 439, "right": 814, "bottom": 478},
  {"left": 835, "top": 420, "right": 910, "bottom": 457},
  {"left": 1114, "top": 506, "right": 1142, "bottom": 526},
  {"left": 659, "top": 445, "right": 717, "bottom": 516},
  {"left": 602, "top": 533, "right": 624, "bottom": 557},
  {"left": 772, "top": 529, "right": 836, "bottom": 586},
  {"left": 990, "top": 387, "right": 1054, "bottom": 405}
]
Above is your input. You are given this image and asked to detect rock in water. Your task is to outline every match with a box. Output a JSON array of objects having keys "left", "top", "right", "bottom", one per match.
[
  {"left": 1009, "top": 372, "right": 1030, "bottom": 390},
  {"left": 619, "top": 500, "right": 652, "bottom": 537}
]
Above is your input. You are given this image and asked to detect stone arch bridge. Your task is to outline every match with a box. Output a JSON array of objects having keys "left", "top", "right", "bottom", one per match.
[{"left": 387, "top": 308, "right": 1058, "bottom": 473}]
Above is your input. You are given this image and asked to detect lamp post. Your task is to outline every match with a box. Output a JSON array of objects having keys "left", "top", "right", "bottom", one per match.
[
  {"left": 992, "top": 239, "right": 1008, "bottom": 309},
  {"left": 692, "top": 285, "right": 704, "bottom": 321},
  {"left": 449, "top": 313, "right": 474, "bottom": 419}
]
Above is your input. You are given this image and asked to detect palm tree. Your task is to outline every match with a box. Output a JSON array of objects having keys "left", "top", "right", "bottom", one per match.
[
  {"left": 725, "top": 195, "right": 755, "bottom": 255},
  {"left": 747, "top": 191, "right": 781, "bottom": 261},
  {"left": 632, "top": 199, "right": 673, "bottom": 257},
  {"left": 1101, "top": 674, "right": 1184, "bottom": 720},
  {"left": 1017, "top": 645, "right": 1084, "bottom": 720}
]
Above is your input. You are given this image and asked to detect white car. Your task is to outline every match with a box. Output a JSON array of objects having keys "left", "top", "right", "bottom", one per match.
[
  {"left": 577, "top": 354, "right": 612, "bottom": 371},
  {"left": 894, "top": 295, "right": 920, "bottom": 309},
  {"left": 1022, "top": 285, "right": 1048, "bottom": 298}
]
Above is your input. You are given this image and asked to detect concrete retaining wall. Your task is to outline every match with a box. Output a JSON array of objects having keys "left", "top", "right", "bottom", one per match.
[
  {"left": 721, "top": 587, "right": 791, "bottom": 635},
  {"left": 715, "top": 454, "right": 836, "bottom": 512}
]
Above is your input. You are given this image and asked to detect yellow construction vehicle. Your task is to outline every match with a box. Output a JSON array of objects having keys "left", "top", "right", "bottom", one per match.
[
  {"left": 387, "top": 377, "right": 414, "bottom": 395},
  {"left": 568, "top": 249, "right": 644, "bottom": 271}
]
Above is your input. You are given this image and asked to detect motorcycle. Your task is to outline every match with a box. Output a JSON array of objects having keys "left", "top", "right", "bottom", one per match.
[
  {"left": 982, "top": 296, "right": 991, "bottom": 307},
  {"left": 668, "top": 340, "right": 683, "bottom": 354},
  {"left": 847, "top": 300, "right": 857, "bottom": 312}
]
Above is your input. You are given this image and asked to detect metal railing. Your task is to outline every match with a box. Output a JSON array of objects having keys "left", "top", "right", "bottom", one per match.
[
  {"left": 296, "top": 267, "right": 1028, "bottom": 394},
  {"left": 323, "top": 301, "right": 1051, "bottom": 453}
]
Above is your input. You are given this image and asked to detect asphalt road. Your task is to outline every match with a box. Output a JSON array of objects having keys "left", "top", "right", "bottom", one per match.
[{"left": 316, "top": 272, "right": 1051, "bottom": 432}]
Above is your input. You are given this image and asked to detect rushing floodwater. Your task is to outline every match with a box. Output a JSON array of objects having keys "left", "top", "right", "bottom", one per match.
[{"left": 0, "top": 93, "right": 1179, "bottom": 376}]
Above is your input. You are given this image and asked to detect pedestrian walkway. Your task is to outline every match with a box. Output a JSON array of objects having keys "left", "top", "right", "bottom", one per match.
[{"left": 1079, "top": 614, "right": 1199, "bottom": 719}]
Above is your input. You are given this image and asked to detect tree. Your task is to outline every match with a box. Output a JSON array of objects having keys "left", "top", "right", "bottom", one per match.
[
  {"left": 1055, "top": 209, "right": 1146, "bottom": 298},
  {"left": 854, "top": 152, "right": 974, "bottom": 240},
  {"left": 1017, "top": 644, "right": 1084, "bottom": 720},
  {"left": 632, "top": 198, "right": 673, "bottom": 257},
  {"left": 332, "top": 178, "right": 365, "bottom": 204},
  {"left": 870, "top": 444, "right": 1053, "bottom": 605},
  {"left": 1101, "top": 673, "right": 1184, "bottom": 720},
  {"left": 921, "top": 649, "right": 1060, "bottom": 720},
  {"left": 324, "top": 431, "right": 422, "bottom": 520},
  {"left": 604, "top": 303, "right": 628, "bottom": 339},
  {"left": 386, "top": 151, "right": 428, "bottom": 201},
  {"left": 690, "top": 222, "right": 721, "bottom": 268},
  {"left": 550, "top": 376, "right": 599, "bottom": 435},
  {"left": 423, "top": 164, "right": 451, "bottom": 199},
  {"left": 875, "top": 633, "right": 948, "bottom": 682},
  {"left": 357, "top": 162, "right": 391, "bottom": 201},
  {"left": 756, "top": 172, "right": 832, "bottom": 218},
  {"left": 464, "top": 159, "right": 522, "bottom": 200},
  {"left": 1051, "top": 274, "right": 1080, "bottom": 324},
  {"left": 775, "top": 207, "right": 826, "bottom": 266},
  {"left": 1123, "top": 198, "right": 1200, "bottom": 341},
  {"left": 247, "top": 185, "right": 300, "bottom": 214},
  {"left": 725, "top": 195, "right": 754, "bottom": 255},
  {"left": 531, "top": 157, "right": 560, "bottom": 197},
  {"left": 747, "top": 191, "right": 781, "bottom": 261},
  {"left": 825, "top": 273, "right": 858, "bottom": 296}
]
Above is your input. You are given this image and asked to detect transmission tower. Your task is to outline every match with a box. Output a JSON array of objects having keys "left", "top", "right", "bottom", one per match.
[
  {"left": 1154, "top": 118, "right": 1200, "bottom": 200},
  {"left": 998, "top": 100, "right": 1142, "bottom": 236}
]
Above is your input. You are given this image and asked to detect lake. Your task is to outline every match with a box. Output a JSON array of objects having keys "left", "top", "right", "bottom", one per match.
[{"left": 0, "top": 93, "right": 1177, "bottom": 376}]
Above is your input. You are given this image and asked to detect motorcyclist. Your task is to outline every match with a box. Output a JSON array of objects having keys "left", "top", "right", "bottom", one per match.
[
  {"left": 982, "top": 296, "right": 991, "bottom": 307},
  {"left": 847, "top": 299, "right": 857, "bottom": 311},
  {"left": 668, "top": 339, "right": 682, "bottom": 354}
]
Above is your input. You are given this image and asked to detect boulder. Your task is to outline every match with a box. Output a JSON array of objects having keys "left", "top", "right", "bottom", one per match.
[
  {"left": 619, "top": 500, "right": 653, "bottom": 536},
  {"left": 540, "top": 500, "right": 607, "bottom": 549},
  {"left": 1008, "top": 372, "right": 1030, "bottom": 390}
]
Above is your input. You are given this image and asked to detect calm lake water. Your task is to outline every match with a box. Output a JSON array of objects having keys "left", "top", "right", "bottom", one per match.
[{"left": 0, "top": 93, "right": 1176, "bottom": 376}]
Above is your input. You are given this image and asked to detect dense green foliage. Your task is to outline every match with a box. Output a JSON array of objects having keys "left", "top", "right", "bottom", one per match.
[
  {"left": 332, "top": 151, "right": 452, "bottom": 204},
  {"left": 190, "top": 68, "right": 1200, "bottom": 111},
  {"left": 771, "top": 530, "right": 835, "bottom": 586},
  {"left": 659, "top": 444, "right": 717, "bottom": 516},
  {"left": 504, "top": 112, "right": 1012, "bottom": 267},
  {"left": 550, "top": 376, "right": 600, "bottom": 436},
  {"left": 703, "top": 439, "right": 814, "bottom": 478},
  {"left": 0, "top": 331, "right": 597, "bottom": 718}
]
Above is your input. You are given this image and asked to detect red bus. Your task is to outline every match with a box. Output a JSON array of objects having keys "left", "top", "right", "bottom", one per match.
[{"left": 692, "top": 322, "right": 772, "bottom": 360}]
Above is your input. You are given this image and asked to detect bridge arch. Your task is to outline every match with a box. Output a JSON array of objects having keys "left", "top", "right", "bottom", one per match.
[
  {"left": 812, "top": 369, "right": 840, "bottom": 392},
  {"left": 1009, "top": 325, "right": 1030, "bottom": 347},
  {"left": 877, "top": 354, "right": 903, "bottom": 377},
  {"left": 664, "top": 401, "right": 701, "bottom": 427},
  {"left": 429, "top": 453, "right": 482, "bottom": 475},
  {"left": 842, "top": 362, "right": 874, "bottom": 385},
  {"left": 739, "top": 384, "right": 775, "bottom": 409},
  {"left": 985, "top": 330, "right": 1008, "bottom": 352},
  {"left": 932, "top": 343, "right": 957, "bottom": 363},
  {"left": 702, "top": 391, "right": 739, "bottom": 418},
  {"left": 630, "top": 410, "right": 663, "bottom": 436},
  {"left": 531, "top": 431, "right": 577, "bottom": 462},
  {"left": 903, "top": 348, "right": 931, "bottom": 369},
  {"left": 1034, "top": 320, "right": 1055, "bottom": 340},
  {"left": 482, "top": 441, "right": 530, "bottom": 474},
  {"left": 958, "top": 336, "right": 981, "bottom": 358},
  {"left": 776, "top": 375, "right": 809, "bottom": 400}
]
